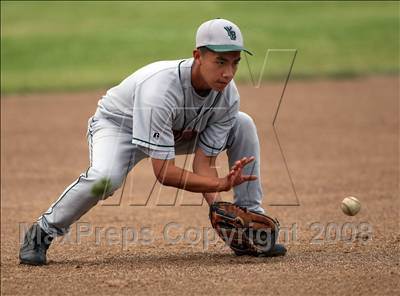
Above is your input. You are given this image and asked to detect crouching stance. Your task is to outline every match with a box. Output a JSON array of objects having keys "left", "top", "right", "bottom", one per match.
[{"left": 20, "top": 18, "right": 286, "bottom": 265}]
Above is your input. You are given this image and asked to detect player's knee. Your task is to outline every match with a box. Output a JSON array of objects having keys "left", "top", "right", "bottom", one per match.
[{"left": 237, "top": 112, "right": 256, "bottom": 132}]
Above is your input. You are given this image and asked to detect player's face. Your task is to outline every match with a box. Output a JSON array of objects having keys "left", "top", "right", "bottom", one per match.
[{"left": 198, "top": 50, "right": 241, "bottom": 91}]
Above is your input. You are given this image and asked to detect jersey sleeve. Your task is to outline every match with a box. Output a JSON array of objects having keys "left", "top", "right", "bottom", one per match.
[
  {"left": 198, "top": 97, "right": 239, "bottom": 156},
  {"left": 132, "top": 80, "right": 177, "bottom": 160}
]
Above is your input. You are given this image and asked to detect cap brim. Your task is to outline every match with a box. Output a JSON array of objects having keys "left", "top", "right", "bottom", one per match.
[{"left": 205, "top": 44, "right": 253, "bottom": 56}]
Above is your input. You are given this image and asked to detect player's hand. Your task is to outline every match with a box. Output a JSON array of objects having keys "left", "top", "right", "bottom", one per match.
[{"left": 218, "top": 156, "right": 257, "bottom": 191}]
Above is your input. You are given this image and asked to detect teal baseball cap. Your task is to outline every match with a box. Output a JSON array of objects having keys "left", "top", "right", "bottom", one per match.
[{"left": 195, "top": 18, "right": 253, "bottom": 55}]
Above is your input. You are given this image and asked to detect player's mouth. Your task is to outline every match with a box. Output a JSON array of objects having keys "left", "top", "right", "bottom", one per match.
[{"left": 216, "top": 81, "right": 229, "bottom": 88}]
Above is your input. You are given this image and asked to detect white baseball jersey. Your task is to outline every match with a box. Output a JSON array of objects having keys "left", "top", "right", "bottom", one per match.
[
  {"left": 96, "top": 58, "right": 240, "bottom": 159},
  {"left": 38, "top": 60, "right": 265, "bottom": 237}
]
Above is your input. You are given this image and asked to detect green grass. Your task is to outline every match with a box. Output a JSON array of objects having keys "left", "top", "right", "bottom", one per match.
[{"left": 1, "top": 1, "right": 399, "bottom": 94}]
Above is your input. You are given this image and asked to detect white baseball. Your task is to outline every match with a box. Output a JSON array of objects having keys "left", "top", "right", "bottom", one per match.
[{"left": 341, "top": 196, "right": 361, "bottom": 216}]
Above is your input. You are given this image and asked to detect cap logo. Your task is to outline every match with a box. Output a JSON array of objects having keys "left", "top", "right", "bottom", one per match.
[{"left": 224, "top": 26, "right": 236, "bottom": 41}]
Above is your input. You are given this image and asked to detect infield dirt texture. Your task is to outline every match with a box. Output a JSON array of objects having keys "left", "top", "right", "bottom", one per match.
[
  {"left": 2, "top": 76, "right": 399, "bottom": 295},
  {"left": 1, "top": 1, "right": 399, "bottom": 296}
]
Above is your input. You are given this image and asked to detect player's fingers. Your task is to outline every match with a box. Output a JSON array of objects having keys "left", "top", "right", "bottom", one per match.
[
  {"left": 232, "top": 157, "right": 254, "bottom": 172},
  {"left": 228, "top": 172, "right": 238, "bottom": 185},
  {"left": 229, "top": 169, "right": 240, "bottom": 180},
  {"left": 242, "top": 175, "right": 257, "bottom": 181},
  {"left": 232, "top": 161, "right": 242, "bottom": 171},
  {"left": 245, "top": 156, "right": 255, "bottom": 163},
  {"left": 235, "top": 159, "right": 246, "bottom": 169},
  {"left": 242, "top": 156, "right": 255, "bottom": 167}
]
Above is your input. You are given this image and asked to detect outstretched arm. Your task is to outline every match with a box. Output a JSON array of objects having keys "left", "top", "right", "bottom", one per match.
[
  {"left": 151, "top": 148, "right": 257, "bottom": 203},
  {"left": 192, "top": 148, "right": 222, "bottom": 205}
]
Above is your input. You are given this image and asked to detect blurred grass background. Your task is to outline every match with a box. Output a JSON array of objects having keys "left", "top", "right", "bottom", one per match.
[{"left": 1, "top": 1, "right": 399, "bottom": 94}]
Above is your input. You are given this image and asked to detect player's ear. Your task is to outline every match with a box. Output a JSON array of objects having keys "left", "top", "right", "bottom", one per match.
[{"left": 193, "top": 49, "right": 201, "bottom": 63}]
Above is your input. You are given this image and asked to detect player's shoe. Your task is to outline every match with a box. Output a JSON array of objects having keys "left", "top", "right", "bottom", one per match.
[
  {"left": 233, "top": 243, "right": 287, "bottom": 257},
  {"left": 19, "top": 224, "right": 53, "bottom": 265},
  {"left": 258, "top": 243, "right": 287, "bottom": 257}
]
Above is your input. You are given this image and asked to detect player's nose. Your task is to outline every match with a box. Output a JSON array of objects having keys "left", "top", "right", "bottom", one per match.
[{"left": 222, "top": 67, "right": 234, "bottom": 80}]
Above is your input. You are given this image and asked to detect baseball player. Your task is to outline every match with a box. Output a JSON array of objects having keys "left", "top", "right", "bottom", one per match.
[{"left": 20, "top": 18, "right": 286, "bottom": 265}]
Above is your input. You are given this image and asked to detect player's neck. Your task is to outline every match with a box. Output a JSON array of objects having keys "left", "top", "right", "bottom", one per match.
[{"left": 191, "top": 62, "right": 211, "bottom": 97}]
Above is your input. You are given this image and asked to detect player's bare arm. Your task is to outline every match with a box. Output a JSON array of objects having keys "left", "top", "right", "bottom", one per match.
[
  {"left": 151, "top": 153, "right": 257, "bottom": 195},
  {"left": 192, "top": 147, "right": 221, "bottom": 205}
]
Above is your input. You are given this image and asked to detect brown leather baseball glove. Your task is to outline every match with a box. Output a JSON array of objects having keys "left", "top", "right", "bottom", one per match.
[{"left": 209, "top": 201, "right": 280, "bottom": 256}]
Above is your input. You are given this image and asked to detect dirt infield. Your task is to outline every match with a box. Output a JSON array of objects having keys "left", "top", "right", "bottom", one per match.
[{"left": 1, "top": 76, "right": 399, "bottom": 295}]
